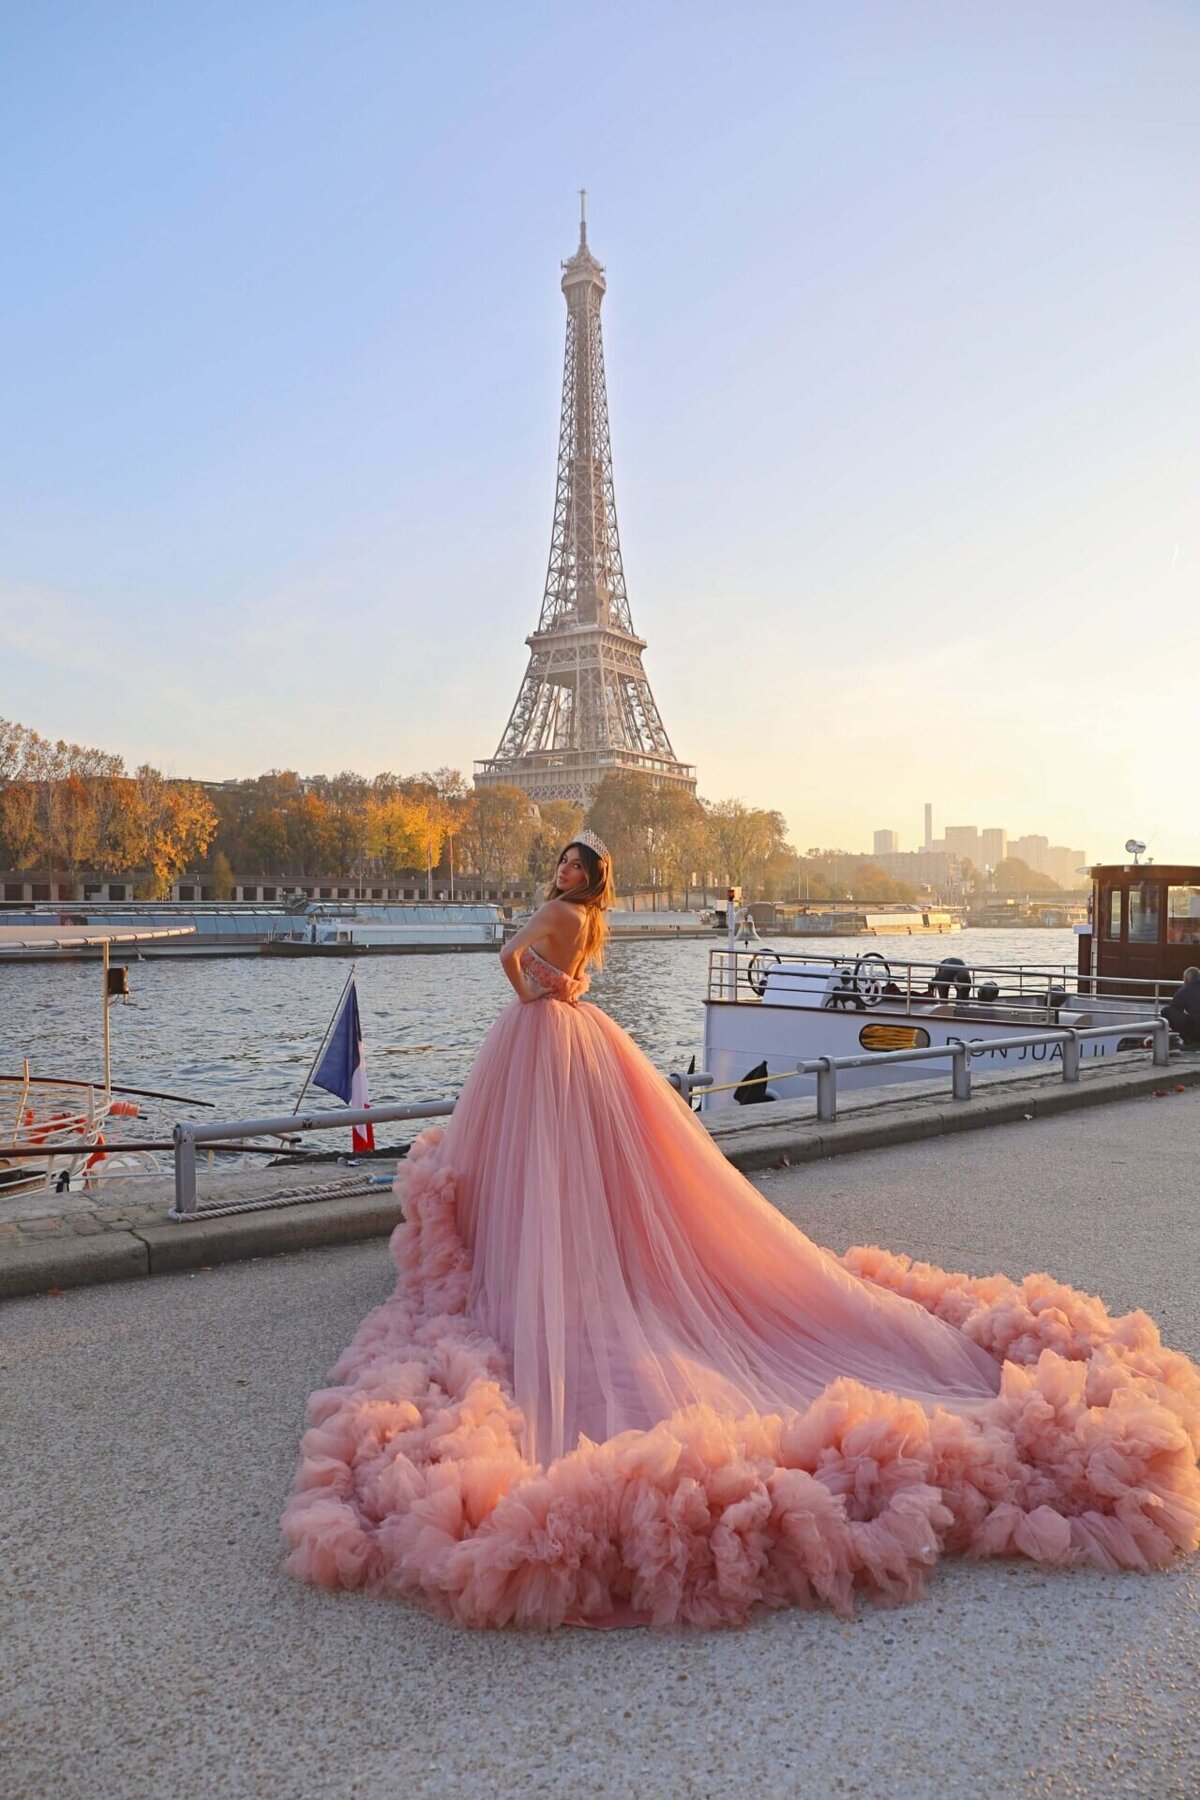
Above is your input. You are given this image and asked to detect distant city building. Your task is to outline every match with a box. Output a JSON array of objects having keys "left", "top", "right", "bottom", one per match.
[
  {"left": 873, "top": 850, "right": 957, "bottom": 889},
  {"left": 944, "top": 825, "right": 980, "bottom": 863},
  {"left": 877, "top": 812, "right": 1085, "bottom": 890},
  {"left": 1011, "top": 834, "right": 1050, "bottom": 874},
  {"left": 980, "top": 827, "right": 1008, "bottom": 871},
  {"left": 1044, "top": 846, "right": 1088, "bottom": 890},
  {"left": 992, "top": 836, "right": 1086, "bottom": 888}
]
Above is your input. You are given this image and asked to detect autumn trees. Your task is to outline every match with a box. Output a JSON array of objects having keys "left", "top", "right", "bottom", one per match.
[
  {"left": 0, "top": 720, "right": 218, "bottom": 898},
  {"left": 584, "top": 777, "right": 794, "bottom": 902},
  {"left": 527, "top": 799, "right": 586, "bottom": 888},
  {"left": 365, "top": 771, "right": 464, "bottom": 895},
  {"left": 2, "top": 716, "right": 837, "bottom": 903},
  {"left": 208, "top": 767, "right": 472, "bottom": 891},
  {"left": 991, "top": 856, "right": 1062, "bottom": 896},
  {"left": 454, "top": 774, "right": 791, "bottom": 902},
  {"left": 128, "top": 765, "right": 220, "bottom": 898},
  {"left": 796, "top": 857, "right": 917, "bottom": 904},
  {"left": 208, "top": 773, "right": 575, "bottom": 894}
]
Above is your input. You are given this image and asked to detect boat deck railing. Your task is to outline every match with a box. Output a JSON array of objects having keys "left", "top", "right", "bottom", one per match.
[
  {"left": 707, "top": 946, "right": 1182, "bottom": 1023},
  {"left": 0, "top": 1071, "right": 107, "bottom": 1147}
]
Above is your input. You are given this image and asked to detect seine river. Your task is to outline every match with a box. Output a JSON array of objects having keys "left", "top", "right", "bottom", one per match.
[{"left": 1, "top": 927, "right": 1080, "bottom": 1131}]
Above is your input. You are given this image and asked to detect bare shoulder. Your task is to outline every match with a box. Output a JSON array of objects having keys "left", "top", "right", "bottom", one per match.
[
  {"left": 528, "top": 897, "right": 579, "bottom": 927},
  {"left": 544, "top": 897, "right": 587, "bottom": 937}
]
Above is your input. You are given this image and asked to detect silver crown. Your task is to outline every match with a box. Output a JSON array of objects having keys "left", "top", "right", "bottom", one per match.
[{"left": 574, "top": 828, "right": 610, "bottom": 862}]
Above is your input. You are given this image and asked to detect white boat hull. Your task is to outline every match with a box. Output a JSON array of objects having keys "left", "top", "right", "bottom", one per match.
[{"left": 700, "top": 949, "right": 1159, "bottom": 1111}]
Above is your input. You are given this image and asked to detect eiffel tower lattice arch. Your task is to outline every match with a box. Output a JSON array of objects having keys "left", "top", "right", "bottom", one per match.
[{"left": 475, "top": 201, "right": 696, "bottom": 809}]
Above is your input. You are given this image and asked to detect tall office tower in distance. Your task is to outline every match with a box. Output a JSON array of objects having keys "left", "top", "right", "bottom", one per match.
[
  {"left": 874, "top": 830, "right": 899, "bottom": 856},
  {"left": 475, "top": 200, "right": 696, "bottom": 807},
  {"left": 980, "top": 828, "right": 1008, "bottom": 871},
  {"left": 1012, "top": 835, "right": 1050, "bottom": 875},
  {"left": 945, "top": 825, "right": 981, "bottom": 863}
]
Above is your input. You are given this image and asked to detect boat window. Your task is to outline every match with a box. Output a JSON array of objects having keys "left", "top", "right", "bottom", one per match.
[
  {"left": 1102, "top": 886, "right": 1122, "bottom": 940},
  {"left": 860, "top": 1024, "right": 931, "bottom": 1052},
  {"left": 1127, "top": 882, "right": 1161, "bottom": 944},
  {"left": 1167, "top": 885, "right": 1200, "bottom": 945}
]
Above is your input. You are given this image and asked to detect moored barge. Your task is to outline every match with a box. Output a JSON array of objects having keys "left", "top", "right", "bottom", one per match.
[{"left": 700, "top": 855, "right": 1199, "bottom": 1112}]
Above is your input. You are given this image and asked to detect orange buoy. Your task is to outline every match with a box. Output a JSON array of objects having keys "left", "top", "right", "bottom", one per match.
[{"left": 24, "top": 1108, "right": 70, "bottom": 1146}]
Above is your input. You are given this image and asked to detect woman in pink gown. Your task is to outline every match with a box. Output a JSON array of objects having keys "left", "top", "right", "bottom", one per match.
[{"left": 283, "top": 837, "right": 1200, "bottom": 1628}]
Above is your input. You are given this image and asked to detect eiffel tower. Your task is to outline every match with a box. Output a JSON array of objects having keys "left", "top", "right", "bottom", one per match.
[{"left": 475, "top": 198, "right": 696, "bottom": 808}]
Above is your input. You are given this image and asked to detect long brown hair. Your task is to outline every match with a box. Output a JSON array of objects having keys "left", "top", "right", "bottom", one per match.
[{"left": 544, "top": 840, "right": 615, "bottom": 969}]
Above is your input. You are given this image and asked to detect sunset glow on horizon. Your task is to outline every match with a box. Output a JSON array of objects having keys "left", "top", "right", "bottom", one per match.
[{"left": 2, "top": 3, "right": 1197, "bottom": 863}]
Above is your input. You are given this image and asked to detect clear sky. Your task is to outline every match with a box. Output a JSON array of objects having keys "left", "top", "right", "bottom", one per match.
[{"left": 2, "top": 2, "right": 1197, "bottom": 862}]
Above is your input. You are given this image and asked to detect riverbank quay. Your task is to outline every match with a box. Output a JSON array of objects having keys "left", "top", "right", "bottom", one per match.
[
  {"left": 2, "top": 1050, "right": 1199, "bottom": 1300},
  {"left": 3, "top": 1098, "right": 1197, "bottom": 1800}
]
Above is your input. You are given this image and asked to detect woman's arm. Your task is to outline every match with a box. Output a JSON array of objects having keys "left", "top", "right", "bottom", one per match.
[
  {"left": 499, "top": 945, "right": 535, "bottom": 1001},
  {"left": 498, "top": 903, "right": 553, "bottom": 1001}
]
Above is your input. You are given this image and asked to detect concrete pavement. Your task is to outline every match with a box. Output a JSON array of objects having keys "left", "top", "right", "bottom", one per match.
[
  {"left": 3, "top": 1049, "right": 1199, "bottom": 1300},
  {"left": 2, "top": 1089, "right": 1198, "bottom": 1799}
]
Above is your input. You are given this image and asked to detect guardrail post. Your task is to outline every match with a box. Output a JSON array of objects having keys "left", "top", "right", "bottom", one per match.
[
  {"left": 1152, "top": 1018, "right": 1170, "bottom": 1068},
  {"left": 173, "top": 1122, "right": 197, "bottom": 1217},
  {"left": 950, "top": 1039, "right": 971, "bottom": 1102},
  {"left": 1061, "top": 1030, "right": 1080, "bottom": 1083},
  {"left": 670, "top": 1070, "right": 713, "bottom": 1105},
  {"left": 816, "top": 1058, "right": 837, "bottom": 1123}
]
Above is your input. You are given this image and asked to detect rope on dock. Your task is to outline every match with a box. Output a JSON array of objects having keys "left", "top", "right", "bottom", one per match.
[
  {"left": 173, "top": 1171, "right": 390, "bottom": 1221},
  {"left": 696, "top": 1065, "right": 811, "bottom": 1096}
]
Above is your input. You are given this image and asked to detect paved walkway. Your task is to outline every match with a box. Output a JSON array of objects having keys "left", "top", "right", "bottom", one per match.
[
  {"left": 2, "top": 1089, "right": 1197, "bottom": 1799},
  {"left": 4, "top": 1050, "right": 1198, "bottom": 1300}
]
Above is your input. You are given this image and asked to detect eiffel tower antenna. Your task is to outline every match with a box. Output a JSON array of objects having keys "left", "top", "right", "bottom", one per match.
[{"left": 474, "top": 203, "right": 696, "bottom": 807}]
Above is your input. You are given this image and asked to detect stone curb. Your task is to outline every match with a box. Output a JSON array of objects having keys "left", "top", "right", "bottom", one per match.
[
  {"left": 710, "top": 1059, "right": 1200, "bottom": 1173},
  {"left": 134, "top": 1191, "right": 404, "bottom": 1276},
  {"left": 3, "top": 1059, "right": 1198, "bottom": 1302},
  {"left": 0, "top": 1231, "right": 149, "bottom": 1296}
]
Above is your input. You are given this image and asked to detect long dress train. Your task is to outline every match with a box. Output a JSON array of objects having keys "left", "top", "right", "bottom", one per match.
[{"left": 282, "top": 948, "right": 1200, "bottom": 1628}]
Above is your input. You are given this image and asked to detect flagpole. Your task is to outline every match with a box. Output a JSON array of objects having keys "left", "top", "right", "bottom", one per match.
[{"left": 293, "top": 965, "right": 358, "bottom": 1116}]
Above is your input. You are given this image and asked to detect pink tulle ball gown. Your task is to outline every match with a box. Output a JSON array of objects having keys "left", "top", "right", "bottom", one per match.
[{"left": 282, "top": 946, "right": 1200, "bottom": 1628}]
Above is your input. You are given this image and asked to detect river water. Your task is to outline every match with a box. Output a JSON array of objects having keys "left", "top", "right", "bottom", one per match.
[{"left": 0, "top": 928, "right": 1080, "bottom": 1129}]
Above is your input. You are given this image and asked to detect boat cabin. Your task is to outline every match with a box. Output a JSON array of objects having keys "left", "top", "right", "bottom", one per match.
[{"left": 1080, "top": 863, "right": 1200, "bottom": 994}]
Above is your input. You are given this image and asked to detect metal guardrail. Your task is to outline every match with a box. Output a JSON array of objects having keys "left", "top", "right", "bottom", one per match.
[
  {"left": 169, "top": 1017, "right": 1172, "bottom": 1217},
  {"left": 171, "top": 1099, "right": 455, "bottom": 1218},
  {"left": 669, "top": 1019, "right": 1171, "bottom": 1123}
]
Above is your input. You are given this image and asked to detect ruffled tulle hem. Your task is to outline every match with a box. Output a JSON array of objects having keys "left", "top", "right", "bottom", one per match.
[{"left": 281, "top": 1128, "right": 1200, "bottom": 1629}]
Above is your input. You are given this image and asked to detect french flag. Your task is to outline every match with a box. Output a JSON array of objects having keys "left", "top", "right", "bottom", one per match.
[{"left": 313, "top": 978, "right": 375, "bottom": 1153}]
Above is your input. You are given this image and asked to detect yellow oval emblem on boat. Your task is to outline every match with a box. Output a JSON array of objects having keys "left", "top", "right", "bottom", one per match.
[{"left": 859, "top": 1024, "right": 931, "bottom": 1052}]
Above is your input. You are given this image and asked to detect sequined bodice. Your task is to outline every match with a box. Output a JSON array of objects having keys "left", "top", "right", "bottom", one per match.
[{"left": 520, "top": 945, "right": 589, "bottom": 1004}]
